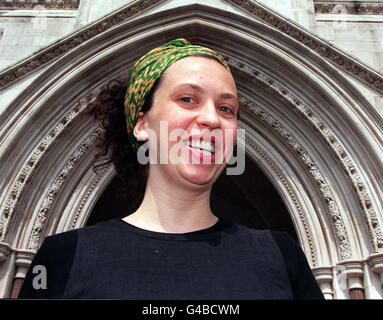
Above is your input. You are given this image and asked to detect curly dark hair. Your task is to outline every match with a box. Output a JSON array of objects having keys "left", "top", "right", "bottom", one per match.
[{"left": 85, "top": 76, "right": 161, "bottom": 209}]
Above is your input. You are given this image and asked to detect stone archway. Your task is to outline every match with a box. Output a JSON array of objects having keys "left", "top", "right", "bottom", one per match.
[{"left": 1, "top": 3, "right": 383, "bottom": 299}]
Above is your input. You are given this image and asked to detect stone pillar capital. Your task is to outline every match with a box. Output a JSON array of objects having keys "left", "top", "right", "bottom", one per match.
[
  {"left": 337, "top": 260, "right": 365, "bottom": 299},
  {"left": 312, "top": 266, "right": 333, "bottom": 299},
  {"left": 368, "top": 252, "right": 383, "bottom": 285}
]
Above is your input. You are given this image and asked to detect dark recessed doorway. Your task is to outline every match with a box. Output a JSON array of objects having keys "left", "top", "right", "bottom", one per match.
[{"left": 86, "top": 155, "right": 297, "bottom": 241}]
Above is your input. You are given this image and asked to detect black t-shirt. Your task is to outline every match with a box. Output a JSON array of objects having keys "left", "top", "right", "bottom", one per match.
[{"left": 18, "top": 219, "right": 324, "bottom": 299}]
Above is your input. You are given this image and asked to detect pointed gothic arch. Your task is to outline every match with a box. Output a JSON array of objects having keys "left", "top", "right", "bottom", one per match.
[{"left": 1, "top": 3, "right": 383, "bottom": 299}]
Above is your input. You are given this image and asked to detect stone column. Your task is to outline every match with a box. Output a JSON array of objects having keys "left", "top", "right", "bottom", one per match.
[
  {"left": 338, "top": 260, "right": 365, "bottom": 299},
  {"left": 10, "top": 251, "right": 35, "bottom": 298},
  {"left": 0, "top": 243, "right": 11, "bottom": 264},
  {"left": 0, "top": 243, "right": 14, "bottom": 297},
  {"left": 312, "top": 266, "right": 333, "bottom": 299}
]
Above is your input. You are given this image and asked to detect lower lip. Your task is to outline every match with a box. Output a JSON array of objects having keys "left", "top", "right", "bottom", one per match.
[{"left": 186, "top": 144, "right": 215, "bottom": 163}]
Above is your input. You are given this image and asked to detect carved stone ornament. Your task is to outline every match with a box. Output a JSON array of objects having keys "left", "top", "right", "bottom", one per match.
[
  {"left": 244, "top": 137, "right": 318, "bottom": 266},
  {"left": 228, "top": 57, "right": 383, "bottom": 253},
  {"left": 238, "top": 93, "right": 352, "bottom": 261},
  {"left": 0, "top": 0, "right": 382, "bottom": 95},
  {"left": 0, "top": 0, "right": 165, "bottom": 90},
  {"left": 27, "top": 127, "right": 103, "bottom": 250},
  {"left": 225, "top": 0, "right": 383, "bottom": 94},
  {"left": 0, "top": 242, "right": 11, "bottom": 262},
  {"left": 0, "top": 0, "right": 80, "bottom": 9},
  {"left": 69, "top": 162, "right": 113, "bottom": 230},
  {"left": 368, "top": 252, "right": 383, "bottom": 284},
  {"left": 314, "top": 1, "right": 383, "bottom": 15},
  {"left": 0, "top": 102, "right": 88, "bottom": 242}
]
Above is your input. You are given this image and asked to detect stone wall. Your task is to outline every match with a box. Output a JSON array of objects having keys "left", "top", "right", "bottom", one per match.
[{"left": 1, "top": 0, "right": 382, "bottom": 76}]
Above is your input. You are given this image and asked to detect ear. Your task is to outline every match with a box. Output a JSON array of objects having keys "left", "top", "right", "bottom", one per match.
[{"left": 133, "top": 112, "right": 149, "bottom": 142}]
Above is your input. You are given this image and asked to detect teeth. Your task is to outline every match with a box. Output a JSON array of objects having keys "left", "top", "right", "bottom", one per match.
[
  {"left": 189, "top": 139, "right": 215, "bottom": 153},
  {"left": 201, "top": 150, "right": 212, "bottom": 156}
]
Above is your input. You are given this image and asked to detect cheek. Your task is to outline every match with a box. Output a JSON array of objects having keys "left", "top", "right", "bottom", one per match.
[
  {"left": 223, "top": 123, "right": 237, "bottom": 144},
  {"left": 167, "top": 110, "right": 194, "bottom": 132},
  {"left": 150, "top": 109, "right": 193, "bottom": 147},
  {"left": 147, "top": 106, "right": 189, "bottom": 130}
]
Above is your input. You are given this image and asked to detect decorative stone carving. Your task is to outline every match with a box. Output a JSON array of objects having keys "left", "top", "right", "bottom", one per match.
[
  {"left": 27, "top": 127, "right": 103, "bottom": 250},
  {"left": 0, "top": 0, "right": 382, "bottom": 96},
  {"left": 0, "top": 104, "right": 86, "bottom": 242},
  {"left": 0, "top": 0, "right": 80, "bottom": 9},
  {"left": 314, "top": 1, "right": 383, "bottom": 15},
  {"left": 69, "top": 161, "right": 113, "bottom": 230},
  {"left": 244, "top": 137, "right": 318, "bottom": 266},
  {"left": 239, "top": 94, "right": 352, "bottom": 260},
  {"left": 228, "top": 56, "right": 383, "bottom": 253},
  {"left": 368, "top": 253, "right": 383, "bottom": 286},
  {"left": 226, "top": 0, "right": 383, "bottom": 94},
  {"left": 0, "top": 0, "right": 165, "bottom": 90},
  {"left": 0, "top": 242, "right": 11, "bottom": 263}
]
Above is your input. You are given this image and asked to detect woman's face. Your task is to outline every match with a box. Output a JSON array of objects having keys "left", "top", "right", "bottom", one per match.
[{"left": 135, "top": 56, "right": 238, "bottom": 189}]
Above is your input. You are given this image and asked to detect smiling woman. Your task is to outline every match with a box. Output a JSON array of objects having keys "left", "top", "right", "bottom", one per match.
[
  {"left": 17, "top": 39, "right": 324, "bottom": 299},
  {"left": 131, "top": 55, "right": 239, "bottom": 203}
]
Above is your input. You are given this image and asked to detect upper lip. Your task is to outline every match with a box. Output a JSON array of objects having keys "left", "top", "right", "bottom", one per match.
[{"left": 188, "top": 135, "right": 216, "bottom": 146}]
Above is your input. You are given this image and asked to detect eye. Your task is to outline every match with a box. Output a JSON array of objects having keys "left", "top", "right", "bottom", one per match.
[
  {"left": 180, "top": 97, "right": 195, "bottom": 103},
  {"left": 219, "top": 106, "right": 234, "bottom": 114}
]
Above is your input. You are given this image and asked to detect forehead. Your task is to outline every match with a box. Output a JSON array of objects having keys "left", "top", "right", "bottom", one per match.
[{"left": 160, "top": 56, "right": 236, "bottom": 88}]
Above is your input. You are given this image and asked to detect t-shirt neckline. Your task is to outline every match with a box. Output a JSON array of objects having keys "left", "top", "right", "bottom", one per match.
[{"left": 112, "top": 218, "right": 234, "bottom": 241}]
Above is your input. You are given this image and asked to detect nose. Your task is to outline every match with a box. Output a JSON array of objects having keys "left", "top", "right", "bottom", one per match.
[{"left": 196, "top": 100, "right": 220, "bottom": 129}]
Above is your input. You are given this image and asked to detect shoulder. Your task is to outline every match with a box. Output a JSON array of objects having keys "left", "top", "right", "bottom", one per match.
[
  {"left": 42, "top": 228, "right": 78, "bottom": 252},
  {"left": 228, "top": 223, "right": 291, "bottom": 251},
  {"left": 268, "top": 231, "right": 310, "bottom": 273},
  {"left": 18, "top": 220, "right": 119, "bottom": 299},
  {"left": 230, "top": 225, "right": 323, "bottom": 300},
  {"left": 225, "top": 221, "right": 273, "bottom": 240},
  {"left": 269, "top": 230, "right": 324, "bottom": 300},
  {"left": 270, "top": 230, "right": 302, "bottom": 255},
  {"left": 18, "top": 230, "right": 78, "bottom": 298},
  {"left": 269, "top": 230, "right": 311, "bottom": 270},
  {"left": 42, "top": 219, "right": 122, "bottom": 248},
  {"left": 224, "top": 224, "right": 296, "bottom": 265},
  {"left": 218, "top": 221, "right": 300, "bottom": 253}
]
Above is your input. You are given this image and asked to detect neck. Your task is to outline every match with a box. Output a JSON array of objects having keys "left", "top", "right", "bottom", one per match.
[{"left": 123, "top": 167, "right": 218, "bottom": 233}]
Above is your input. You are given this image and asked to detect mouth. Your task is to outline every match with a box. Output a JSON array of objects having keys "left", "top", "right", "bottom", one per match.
[
  {"left": 188, "top": 136, "right": 215, "bottom": 155},
  {"left": 184, "top": 136, "right": 216, "bottom": 162}
]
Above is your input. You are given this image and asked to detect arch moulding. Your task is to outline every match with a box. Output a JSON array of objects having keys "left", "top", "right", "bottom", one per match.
[{"left": 0, "top": 3, "right": 382, "bottom": 299}]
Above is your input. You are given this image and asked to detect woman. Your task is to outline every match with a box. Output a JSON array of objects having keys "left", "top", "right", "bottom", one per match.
[{"left": 18, "top": 39, "right": 324, "bottom": 299}]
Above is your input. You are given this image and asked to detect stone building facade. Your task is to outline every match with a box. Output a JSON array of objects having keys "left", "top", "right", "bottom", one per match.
[{"left": 0, "top": 0, "right": 383, "bottom": 299}]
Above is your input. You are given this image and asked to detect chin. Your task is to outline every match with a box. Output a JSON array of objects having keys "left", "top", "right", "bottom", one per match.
[
  {"left": 180, "top": 164, "right": 224, "bottom": 186},
  {"left": 186, "top": 175, "right": 214, "bottom": 186}
]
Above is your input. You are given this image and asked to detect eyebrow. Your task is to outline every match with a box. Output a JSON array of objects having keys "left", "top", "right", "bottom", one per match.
[{"left": 175, "top": 83, "right": 237, "bottom": 100}]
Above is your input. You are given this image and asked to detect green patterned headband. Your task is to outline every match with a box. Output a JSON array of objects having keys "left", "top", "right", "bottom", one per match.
[{"left": 124, "top": 38, "right": 230, "bottom": 152}]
